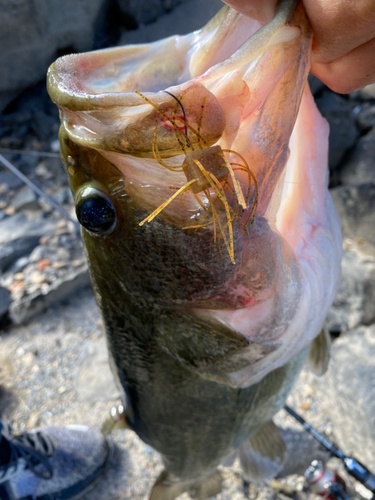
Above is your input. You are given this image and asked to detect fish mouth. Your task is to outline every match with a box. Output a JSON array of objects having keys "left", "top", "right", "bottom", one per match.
[
  {"left": 48, "top": 3, "right": 344, "bottom": 387},
  {"left": 48, "top": 1, "right": 311, "bottom": 265}
]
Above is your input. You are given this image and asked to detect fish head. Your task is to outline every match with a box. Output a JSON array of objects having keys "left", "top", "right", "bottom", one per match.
[{"left": 48, "top": 1, "right": 342, "bottom": 387}]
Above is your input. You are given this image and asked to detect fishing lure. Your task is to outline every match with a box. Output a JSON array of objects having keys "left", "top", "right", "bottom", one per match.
[{"left": 134, "top": 90, "right": 258, "bottom": 264}]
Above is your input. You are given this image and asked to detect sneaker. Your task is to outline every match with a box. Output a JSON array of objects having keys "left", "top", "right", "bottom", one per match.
[{"left": 0, "top": 421, "right": 111, "bottom": 500}]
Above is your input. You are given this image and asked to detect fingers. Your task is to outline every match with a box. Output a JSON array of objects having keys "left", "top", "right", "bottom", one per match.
[
  {"left": 311, "top": 37, "right": 375, "bottom": 94},
  {"left": 303, "top": 0, "right": 375, "bottom": 64},
  {"left": 221, "top": 0, "right": 375, "bottom": 93},
  {"left": 222, "top": 0, "right": 278, "bottom": 23}
]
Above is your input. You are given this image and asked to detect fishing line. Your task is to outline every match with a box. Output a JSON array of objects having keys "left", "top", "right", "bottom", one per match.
[
  {"left": 0, "top": 147, "right": 60, "bottom": 158},
  {"left": 0, "top": 153, "right": 79, "bottom": 230},
  {"left": 163, "top": 90, "right": 190, "bottom": 147}
]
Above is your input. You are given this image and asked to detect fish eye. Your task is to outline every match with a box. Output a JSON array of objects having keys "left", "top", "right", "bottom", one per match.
[{"left": 76, "top": 187, "right": 116, "bottom": 235}]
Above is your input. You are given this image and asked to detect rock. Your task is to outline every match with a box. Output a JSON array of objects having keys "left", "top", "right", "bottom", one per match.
[
  {"left": 360, "top": 83, "right": 375, "bottom": 100},
  {"left": 330, "top": 183, "right": 375, "bottom": 245},
  {"left": 327, "top": 239, "right": 375, "bottom": 334},
  {"left": 10, "top": 256, "right": 29, "bottom": 273},
  {"left": 9, "top": 265, "right": 91, "bottom": 325},
  {"left": 121, "top": 0, "right": 223, "bottom": 44},
  {"left": 355, "top": 104, "right": 375, "bottom": 132},
  {"left": 11, "top": 185, "right": 38, "bottom": 211},
  {"left": 308, "top": 74, "right": 325, "bottom": 96},
  {"left": 0, "top": 171, "right": 23, "bottom": 190},
  {"left": 118, "top": 0, "right": 188, "bottom": 27},
  {"left": 0, "top": 214, "right": 56, "bottom": 272},
  {"left": 0, "top": 286, "right": 11, "bottom": 320},
  {"left": 0, "top": 0, "right": 106, "bottom": 103},
  {"left": 37, "top": 259, "right": 51, "bottom": 271},
  {"left": 0, "top": 89, "right": 19, "bottom": 114},
  {"left": 29, "top": 245, "right": 51, "bottom": 263},
  {"left": 339, "top": 128, "right": 375, "bottom": 185},
  {"left": 50, "top": 139, "right": 60, "bottom": 153},
  {"left": 313, "top": 325, "right": 375, "bottom": 468},
  {"left": 29, "top": 270, "right": 46, "bottom": 285},
  {"left": 75, "top": 337, "right": 121, "bottom": 402},
  {"left": 315, "top": 91, "right": 359, "bottom": 171}
]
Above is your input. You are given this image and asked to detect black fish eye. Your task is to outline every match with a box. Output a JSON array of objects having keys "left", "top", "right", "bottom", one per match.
[{"left": 76, "top": 188, "right": 116, "bottom": 235}]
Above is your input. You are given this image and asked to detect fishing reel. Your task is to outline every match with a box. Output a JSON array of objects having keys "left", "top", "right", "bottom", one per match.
[
  {"left": 305, "top": 460, "right": 349, "bottom": 500},
  {"left": 284, "top": 406, "right": 375, "bottom": 500}
]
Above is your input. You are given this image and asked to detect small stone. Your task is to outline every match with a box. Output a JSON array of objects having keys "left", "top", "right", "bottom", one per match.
[
  {"left": 11, "top": 185, "right": 38, "bottom": 212},
  {"left": 11, "top": 256, "right": 30, "bottom": 273},
  {"left": 35, "top": 162, "right": 49, "bottom": 176},
  {"left": 29, "top": 271, "right": 45, "bottom": 285},
  {"left": 72, "top": 259, "right": 84, "bottom": 267},
  {"left": 8, "top": 280, "right": 26, "bottom": 293},
  {"left": 55, "top": 248, "right": 70, "bottom": 261},
  {"left": 300, "top": 402, "right": 310, "bottom": 411},
  {"left": 31, "top": 364, "right": 40, "bottom": 373},
  {"left": 0, "top": 214, "right": 55, "bottom": 272},
  {"left": 26, "top": 411, "right": 40, "bottom": 429},
  {"left": 57, "top": 220, "right": 67, "bottom": 230},
  {"left": 270, "top": 480, "right": 295, "bottom": 496},
  {"left": 27, "top": 284, "right": 40, "bottom": 295},
  {"left": 51, "top": 261, "right": 66, "bottom": 269},
  {"left": 23, "top": 352, "right": 35, "bottom": 367},
  {"left": 360, "top": 83, "right": 375, "bottom": 100},
  {"left": 39, "top": 235, "right": 51, "bottom": 245},
  {"left": 14, "top": 272, "right": 24, "bottom": 280},
  {"left": 37, "top": 259, "right": 51, "bottom": 271},
  {"left": 4, "top": 206, "right": 15, "bottom": 216},
  {"left": 29, "top": 245, "right": 50, "bottom": 263},
  {"left": 58, "top": 386, "right": 67, "bottom": 394},
  {"left": 9, "top": 265, "right": 90, "bottom": 324},
  {"left": 304, "top": 385, "right": 314, "bottom": 396},
  {"left": 50, "top": 139, "right": 60, "bottom": 152}
]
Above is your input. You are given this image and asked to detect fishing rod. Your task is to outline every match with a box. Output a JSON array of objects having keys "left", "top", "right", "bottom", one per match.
[{"left": 284, "top": 405, "right": 375, "bottom": 498}]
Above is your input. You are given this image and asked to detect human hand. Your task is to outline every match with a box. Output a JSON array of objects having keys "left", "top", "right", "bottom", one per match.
[{"left": 222, "top": 0, "right": 375, "bottom": 94}]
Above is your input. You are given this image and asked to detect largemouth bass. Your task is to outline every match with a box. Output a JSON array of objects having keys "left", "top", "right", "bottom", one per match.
[{"left": 48, "top": 0, "right": 342, "bottom": 498}]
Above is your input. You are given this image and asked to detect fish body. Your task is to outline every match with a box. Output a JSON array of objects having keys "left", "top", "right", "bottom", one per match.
[{"left": 48, "top": 1, "right": 342, "bottom": 496}]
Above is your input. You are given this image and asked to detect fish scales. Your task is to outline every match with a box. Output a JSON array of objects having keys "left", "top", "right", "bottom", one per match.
[{"left": 48, "top": 0, "right": 342, "bottom": 497}]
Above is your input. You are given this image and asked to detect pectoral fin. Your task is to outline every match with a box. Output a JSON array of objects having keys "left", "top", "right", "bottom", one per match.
[
  {"left": 307, "top": 327, "right": 331, "bottom": 376},
  {"left": 239, "top": 420, "right": 286, "bottom": 482}
]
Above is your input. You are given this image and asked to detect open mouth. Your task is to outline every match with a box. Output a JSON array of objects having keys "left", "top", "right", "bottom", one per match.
[{"left": 48, "top": 1, "right": 311, "bottom": 265}]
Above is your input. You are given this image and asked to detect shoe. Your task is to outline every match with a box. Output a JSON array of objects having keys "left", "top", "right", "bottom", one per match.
[{"left": 0, "top": 421, "right": 111, "bottom": 500}]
